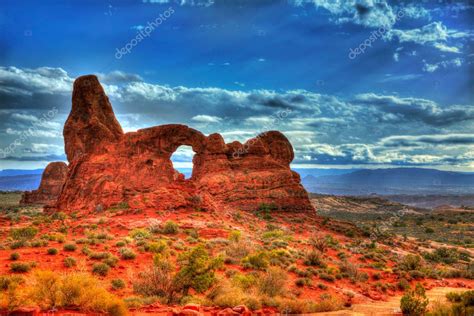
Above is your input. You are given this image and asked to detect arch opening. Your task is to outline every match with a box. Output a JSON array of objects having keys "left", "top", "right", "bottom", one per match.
[{"left": 170, "top": 145, "right": 195, "bottom": 180}]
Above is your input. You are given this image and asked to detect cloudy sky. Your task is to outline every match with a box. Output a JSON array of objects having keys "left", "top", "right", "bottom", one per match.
[{"left": 0, "top": 0, "right": 473, "bottom": 171}]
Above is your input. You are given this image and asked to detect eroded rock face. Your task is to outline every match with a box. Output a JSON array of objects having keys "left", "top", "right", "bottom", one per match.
[
  {"left": 53, "top": 75, "right": 313, "bottom": 213},
  {"left": 21, "top": 162, "right": 68, "bottom": 206}
]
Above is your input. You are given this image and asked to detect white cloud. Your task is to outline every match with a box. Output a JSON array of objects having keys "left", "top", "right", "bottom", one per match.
[
  {"left": 422, "top": 58, "right": 463, "bottom": 73},
  {"left": 191, "top": 115, "right": 222, "bottom": 123},
  {"left": 386, "top": 22, "right": 470, "bottom": 53}
]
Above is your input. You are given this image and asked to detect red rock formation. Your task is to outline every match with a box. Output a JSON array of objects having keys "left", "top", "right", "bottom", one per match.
[
  {"left": 20, "top": 162, "right": 68, "bottom": 205},
  {"left": 53, "top": 75, "right": 313, "bottom": 213}
]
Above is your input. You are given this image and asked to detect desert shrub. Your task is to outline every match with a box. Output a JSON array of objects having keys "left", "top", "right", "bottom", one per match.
[
  {"left": 145, "top": 240, "right": 167, "bottom": 254},
  {"left": 63, "top": 243, "right": 77, "bottom": 252},
  {"left": 89, "top": 251, "right": 110, "bottom": 260},
  {"left": 224, "top": 238, "right": 254, "bottom": 262},
  {"left": 64, "top": 257, "right": 77, "bottom": 268},
  {"left": 295, "top": 277, "right": 312, "bottom": 287},
  {"left": 259, "top": 267, "right": 287, "bottom": 297},
  {"left": 255, "top": 203, "right": 275, "bottom": 220},
  {"left": 423, "top": 247, "right": 462, "bottom": 265},
  {"left": 9, "top": 240, "right": 26, "bottom": 249},
  {"left": 10, "top": 226, "right": 38, "bottom": 240},
  {"left": 398, "top": 278, "right": 411, "bottom": 291},
  {"left": 111, "top": 279, "right": 126, "bottom": 290},
  {"left": 319, "top": 273, "right": 335, "bottom": 282},
  {"left": 104, "top": 255, "right": 119, "bottom": 267},
  {"left": 120, "top": 247, "right": 137, "bottom": 260},
  {"left": 309, "top": 235, "right": 328, "bottom": 253},
  {"left": 304, "top": 250, "right": 325, "bottom": 267},
  {"left": 262, "top": 230, "right": 285, "bottom": 240},
  {"left": 398, "top": 254, "right": 423, "bottom": 271},
  {"left": 207, "top": 278, "right": 262, "bottom": 310},
  {"left": 10, "top": 262, "right": 31, "bottom": 273},
  {"left": 133, "top": 257, "right": 177, "bottom": 303},
  {"left": 228, "top": 230, "right": 241, "bottom": 242},
  {"left": 0, "top": 275, "right": 25, "bottom": 311},
  {"left": 175, "top": 245, "right": 223, "bottom": 294},
  {"left": 49, "top": 271, "right": 127, "bottom": 315},
  {"left": 116, "top": 241, "right": 126, "bottom": 247},
  {"left": 30, "top": 270, "right": 62, "bottom": 309},
  {"left": 231, "top": 273, "right": 257, "bottom": 290},
  {"left": 47, "top": 248, "right": 58, "bottom": 255},
  {"left": 275, "top": 296, "right": 341, "bottom": 313},
  {"left": 92, "top": 263, "right": 110, "bottom": 276},
  {"left": 444, "top": 290, "right": 474, "bottom": 316},
  {"left": 163, "top": 221, "right": 179, "bottom": 234},
  {"left": 400, "top": 283, "right": 429, "bottom": 316},
  {"left": 129, "top": 228, "right": 151, "bottom": 240},
  {"left": 207, "top": 278, "right": 245, "bottom": 307},
  {"left": 242, "top": 252, "right": 269, "bottom": 270},
  {"left": 9, "top": 252, "right": 20, "bottom": 261}
]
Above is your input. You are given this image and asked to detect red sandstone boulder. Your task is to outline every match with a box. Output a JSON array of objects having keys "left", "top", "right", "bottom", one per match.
[
  {"left": 50, "top": 75, "right": 313, "bottom": 213},
  {"left": 20, "top": 162, "right": 68, "bottom": 206}
]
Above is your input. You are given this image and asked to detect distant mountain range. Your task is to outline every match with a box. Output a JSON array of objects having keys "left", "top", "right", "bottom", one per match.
[
  {"left": 1, "top": 167, "right": 473, "bottom": 197},
  {"left": 302, "top": 167, "right": 474, "bottom": 195}
]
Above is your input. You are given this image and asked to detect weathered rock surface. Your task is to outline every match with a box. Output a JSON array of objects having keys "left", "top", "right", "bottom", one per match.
[
  {"left": 20, "top": 162, "right": 68, "bottom": 205},
  {"left": 51, "top": 75, "right": 313, "bottom": 213}
]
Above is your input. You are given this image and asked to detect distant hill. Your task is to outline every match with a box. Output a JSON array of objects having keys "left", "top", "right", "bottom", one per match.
[
  {"left": 0, "top": 174, "right": 41, "bottom": 191},
  {"left": 302, "top": 167, "right": 474, "bottom": 195},
  {"left": 0, "top": 169, "right": 44, "bottom": 177}
]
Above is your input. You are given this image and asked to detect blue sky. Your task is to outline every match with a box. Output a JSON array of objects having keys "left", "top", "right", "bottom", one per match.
[{"left": 0, "top": 0, "right": 473, "bottom": 171}]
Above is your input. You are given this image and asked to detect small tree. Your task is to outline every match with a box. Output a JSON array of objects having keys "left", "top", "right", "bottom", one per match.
[
  {"left": 400, "top": 283, "right": 429, "bottom": 316},
  {"left": 175, "top": 245, "right": 223, "bottom": 294}
]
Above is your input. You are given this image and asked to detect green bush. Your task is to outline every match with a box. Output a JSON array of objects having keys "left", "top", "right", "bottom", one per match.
[
  {"left": 63, "top": 243, "right": 77, "bottom": 252},
  {"left": 47, "top": 248, "right": 58, "bottom": 255},
  {"left": 89, "top": 251, "right": 110, "bottom": 260},
  {"left": 10, "top": 226, "right": 38, "bottom": 240},
  {"left": 242, "top": 252, "right": 269, "bottom": 270},
  {"left": 400, "top": 283, "right": 429, "bottom": 316},
  {"left": 92, "top": 263, "right": 110, "bottom": 276},
  {"left": 424, "top": 247, "right": 462, "bottom": 265},
  {"left": 304, "top": 250, "right": 325, "bottom": 267},
  {"left": 120, "top": 247, "right": 137, "bottom": 260},
  {"left": 175, "top": 245, "right": 223, "bottom": 294},
  {"left": 9, "top": 252, "right": 20, "bottom": 261},
  {"left": 111, "top": 278, "right": 126, "bottom": 290},
  {"left": 129, "top": 228, "right": 151, "bottom": 240},
  {"left": 398, "top": 254, "right": 423, "bottom": 271},
  {"left": 64, "top": 257, "right": 77, "bottom": 268},
  {"left": 163, "top": 221, "right": 179, "bottom": 234},
  {"left": 10, "top": 262, "right": 31, "bottom": 273},
  {"left": 259, "top": 267, "right": 287, "bottom": 297},
  {"left": 104, "top": 255, "right": 119, "bottom": 267},
  {"left": 145, "top": 240, "right": 167, "bottom": 254}
]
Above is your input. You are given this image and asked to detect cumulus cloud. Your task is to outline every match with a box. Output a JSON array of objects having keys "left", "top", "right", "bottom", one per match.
[
  {"left": 191, "top": 115, "right": 222, "bottom": 123},
  {"left": 386, "top": 22, "right": 470, "bottom": 53}
]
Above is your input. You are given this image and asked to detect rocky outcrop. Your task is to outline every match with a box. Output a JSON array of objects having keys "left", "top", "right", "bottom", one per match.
[
  {"left": 20, "top": 162, "right": 68, "bottom": 205},
  {"left": 52, "top": 75, "right": 313, "bottom": 213}
]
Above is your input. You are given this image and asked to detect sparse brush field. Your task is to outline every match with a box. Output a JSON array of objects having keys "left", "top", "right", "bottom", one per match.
[
  {"left": 0, "top": 192, "right": 473, "bottom": 315},
  {"left": 317, "top": 208, "right": 474, "bottom": 247}
]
